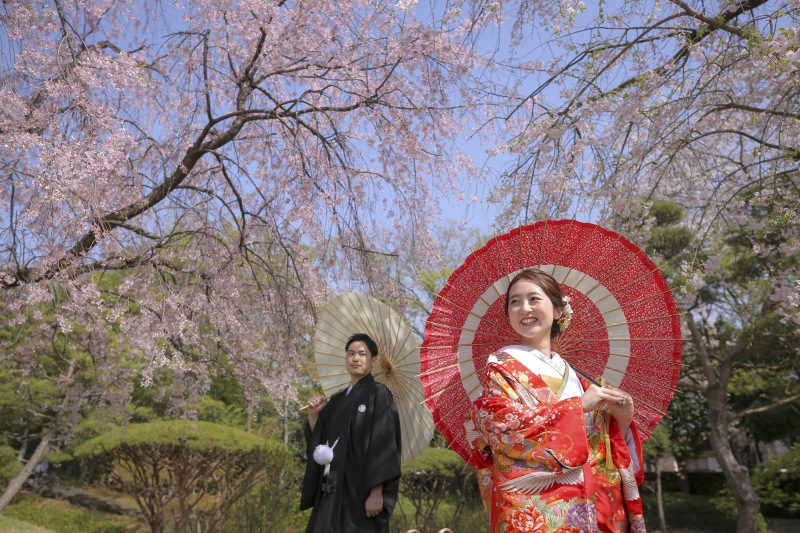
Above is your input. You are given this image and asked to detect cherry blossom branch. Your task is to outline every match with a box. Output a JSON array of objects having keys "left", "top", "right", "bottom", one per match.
[{"left": 668, "top": 0, "right": 755, "bottom": 39}]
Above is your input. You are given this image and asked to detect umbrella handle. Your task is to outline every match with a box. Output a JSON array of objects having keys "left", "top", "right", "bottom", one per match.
[{"left": 299, "top": 396, "right": 328, "bottom": 412}]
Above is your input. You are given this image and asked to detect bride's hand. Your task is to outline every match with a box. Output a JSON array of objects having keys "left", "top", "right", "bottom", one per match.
[
  {"left": 581, "top": 384, "right": 628, "bottom": 413},
  {"left": 604, "top": 387, "right": 634, "bottom": 434}
]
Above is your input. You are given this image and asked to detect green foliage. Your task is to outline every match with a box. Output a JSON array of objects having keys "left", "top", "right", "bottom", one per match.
[
  {"left": 638, "top": 200, "right": 695, "bottom": 260},
  {"left": 401, "top": 447, "right": 466, "bottom": 478},
  {"left": 727, "top": 315, "right": 800, "bottom": 443},
  {"left": 397, "top": 226, "right": 488, "bottom": 335},
  {"left": 208, "top": 373, "right": 247, "bottom": 408},
  {"left": 129, "top": 371, "right": 171, "bottom": 418},
  {"left": 709, "top": 487, "right": 769, "bottom": 531},
  {"left": 398, "top": 448, "right": 483, "bottom": 533},
  {"left": 642, "top": 423, "right": 671, "bottom": 460},
  {"left": 753, "top": 443, "right": 800, "bottom": 517},
  {"left": 428, "top": 430, "right": 449, "bottom": 449},
  {"left": 649, "top": 200, "right": 686, "bottom": 227},
  {"left": 43, "top": 448, "right": 72, "bottom": 465},
  {"left": 222, "top": 449, "right": 309, "bottom": 533},
  {"left": 130, "top": 405, "right": 157, "bottom": 423},
  {"left": 391, "top": 497, "right": 490, "bottom": 533},
  {"left": 659, "top": 388, "right": 711, "bottom": 460},
  {"left": 192, "top": 397, "right": 247, "bottom": 427},
  {"left": 74, "top": 421, "right": 282, "bottom": 533},
  {"left": 0, "top": 438, "right": 22, "bottom": 490},
  {"left": 73, "top": 420, "right": 264, "bottom": 457},
  {"left": 0, "top": 364, "right": 61, "bottom": 445},
  {"left": 415, "top": 268, "right": 453, "bottom": 303},
  {"left": 4, "top": 495, "right": 129, "bottom": 533},
  {"left": 642, "top": 196, "right": 799, "bottom": 484},
  {"left": 731, "top": 375, "right": 800, "bottom": 444},
  {"left": 649, "top": 226, "right": 694, "bottom": 258},
  {"left": 641, "top": 492, "right": 738, "bottom": 531}
]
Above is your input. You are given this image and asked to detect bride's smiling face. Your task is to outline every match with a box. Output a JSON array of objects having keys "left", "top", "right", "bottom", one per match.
[{"left": 506, "top": 279, "right": 563, "bottom": 351}]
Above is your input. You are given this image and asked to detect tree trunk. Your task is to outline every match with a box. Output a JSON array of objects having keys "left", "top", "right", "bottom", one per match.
[
  {"left": 283, "top": 397, "right": 289, "bottom": 446},
  {"left": 15, "top": 427, "right": 29, "bottom": 463},
  {"left": 675, "top": 459, "right": 690, "bottom": 494},
  {"left": 0, "top": 428, "right": 53, "bottom": 513},
  {"left": 707, "top": 388, "right": 761, "bottom": 533},
  {"left": 655, "top": 458, "right": 667, "bottom": 533},
  {"left": 688, "top": 314, "right": 761, "bottom": 532}
]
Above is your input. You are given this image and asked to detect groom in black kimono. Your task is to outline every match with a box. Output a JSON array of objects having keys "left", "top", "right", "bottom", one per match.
[{"left": 301, "top": 333, "right": 402, "bottom": 533}]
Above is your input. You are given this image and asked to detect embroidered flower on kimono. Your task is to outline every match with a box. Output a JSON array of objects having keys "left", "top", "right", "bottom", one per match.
[
  {"left": 478, "top": 469, "right": 492, "bottom": 485},
  {"left": 477, "top": 408, "right": 494, "bottom": 424},
  {"left": 629, "top": 515, "right": 647, "bottom": 533},
  {"left": 503, "top": 413, "right": 521, "bottom": 430},
  {"left": 502, "top": 432, "right": 525, "bottom": 445},
  {"left": 563, "top": 501, "right": 597, "bottom": 531},
  {"left": 507, "top": 507, "right": 547, "bottom": 532},
  {"left": 475, "top": 409, "right": 494, "bottom": 427}
]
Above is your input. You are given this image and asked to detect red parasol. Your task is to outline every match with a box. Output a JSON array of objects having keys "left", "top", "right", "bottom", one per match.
[{"left": 419, "top": 220, "right": 683, "bottom": 465}]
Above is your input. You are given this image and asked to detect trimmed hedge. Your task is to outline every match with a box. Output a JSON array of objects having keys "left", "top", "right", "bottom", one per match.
[{"left": 73, "top": 419, "right": 265, "bottom": 456}]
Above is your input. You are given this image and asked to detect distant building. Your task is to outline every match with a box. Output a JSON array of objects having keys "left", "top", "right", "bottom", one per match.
[
  {"left": 684, "top": 451, "right": 720, "bottom": 472},
  {"left": 647, "top": 440, "right": 790, "bottom": 474}
]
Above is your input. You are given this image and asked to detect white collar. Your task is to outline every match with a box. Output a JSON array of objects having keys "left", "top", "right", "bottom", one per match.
[{"left": 502, "top": 345, "right": 567, "bottom": 375}]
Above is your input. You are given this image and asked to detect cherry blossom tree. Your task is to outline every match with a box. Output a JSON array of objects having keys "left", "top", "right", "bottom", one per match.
[
  {"left": 475, "top": 1, "right": 799, "bottom": 530},
  {"left": 3, "top": 1, "right": 798, "bottom": 528},
  {"left": 0, "top": 0, "right": 496, "bottom": 510}
]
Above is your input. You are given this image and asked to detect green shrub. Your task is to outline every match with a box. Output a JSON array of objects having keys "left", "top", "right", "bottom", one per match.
[
  {"left": 74, "top": 422, "right": 280, "bottom": 533},
  {"left": 642, "top": 492, "right": 738, "bottom": 531},
  {"left": 686, "top": 471, "right": 728, "bottom": 495},
  {"left": 752, "top": 443, "right": 800, "bottom": 518},
  {"left": 393, "top": 448, "right": 488, "bottom": 533},
  {"left": 4, "top": 495, "right": 130, "bottom": 533},
  {"left": 74, "top": 419, "right": 265, "bottom": 455},
  {"left": 391, "top": 496, "right": 489, "bottom": 533},
  {"left": 221, "top": 452, "right": 309, "bottom": 533},
  {"left": 709, "top": 487, "right": 769, "bottom": 532}
]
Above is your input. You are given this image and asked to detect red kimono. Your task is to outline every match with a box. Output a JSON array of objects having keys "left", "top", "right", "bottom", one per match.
[{"left": 466, "top": 349, "right": 646, "bottom": 533}]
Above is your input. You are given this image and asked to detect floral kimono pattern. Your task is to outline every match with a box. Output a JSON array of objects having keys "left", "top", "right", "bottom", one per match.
[{"left": 465, "top": 350, "right": 646, "bottom": 533}]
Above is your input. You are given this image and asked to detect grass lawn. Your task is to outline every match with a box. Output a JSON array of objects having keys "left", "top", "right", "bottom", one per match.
[
  {"left": 0, "top": 514, "right": 58, "bottom": 533},
  {"left": 4, "top": 495, "right": 134, "bottom": 533}
]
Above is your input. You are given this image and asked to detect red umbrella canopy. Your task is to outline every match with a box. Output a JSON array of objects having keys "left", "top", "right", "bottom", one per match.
[{"left": 419, "top": 220, "right": 683, "bottom": 465}]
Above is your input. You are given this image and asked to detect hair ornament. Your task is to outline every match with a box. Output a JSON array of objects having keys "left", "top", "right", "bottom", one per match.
[{"left": 558, "top": 296, "right": 573, "bottom": 331}]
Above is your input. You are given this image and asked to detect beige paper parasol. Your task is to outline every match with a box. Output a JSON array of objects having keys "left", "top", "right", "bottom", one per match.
[{"left": 313, "top": 292, "right": 433, "bottom": 463}]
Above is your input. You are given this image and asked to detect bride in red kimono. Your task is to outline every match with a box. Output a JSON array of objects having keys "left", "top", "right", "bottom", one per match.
[{"left": 465, "top": 268, "right": 647, "bottom": 533}]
